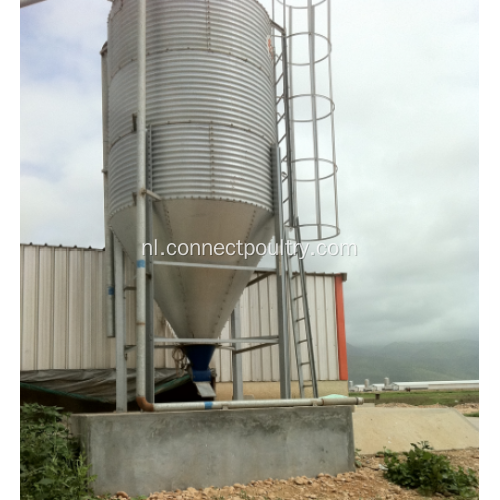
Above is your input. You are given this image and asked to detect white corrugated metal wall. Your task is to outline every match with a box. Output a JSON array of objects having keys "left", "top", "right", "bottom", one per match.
[{"left": 20, "top": 244, "right": 339, "bottom": 382}]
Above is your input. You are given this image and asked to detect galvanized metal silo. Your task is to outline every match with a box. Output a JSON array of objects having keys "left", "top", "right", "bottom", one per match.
[{"left": 105, "top": 0, "right": 277, "bottom": 343}]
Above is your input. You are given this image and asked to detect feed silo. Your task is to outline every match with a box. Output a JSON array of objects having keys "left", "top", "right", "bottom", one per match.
[
  {"left": 105, "top": 0, "right": 276, "bottom": 339},
  {"left": 102, "top": 0, "right": 285, "bottom": 405}
]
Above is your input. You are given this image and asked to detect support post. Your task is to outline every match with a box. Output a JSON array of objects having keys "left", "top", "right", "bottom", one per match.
[
  {"left": 114, "top": 235, "right": 127, "bottom": 413},
  {"left": 334, "top": 273, "right": 348, "bottom": 381},
  {"left": 135, "top": 0, "right": 148, "bottom": 407},
  {"left": 271, "top": 145, "right": 291, "bottom": 399},
  {"left": 100, "top": 43, "right": 115, "bottom": 339},
  {"left": 145, "top": 130, "right": 155, "bottom": 403},
  {"left": 230, "top": 301, "right": 243, "bottom": 400}
]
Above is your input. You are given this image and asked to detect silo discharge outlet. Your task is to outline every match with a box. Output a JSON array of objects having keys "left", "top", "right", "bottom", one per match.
[{"left": 184, "top": 344, "right": 217, "bottom": 399}]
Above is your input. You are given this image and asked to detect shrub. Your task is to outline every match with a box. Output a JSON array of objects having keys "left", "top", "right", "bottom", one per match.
[
  {"left": 20, "top": 403, "right": 96, "bottom": 500},
  {"left": 383, "top": 441, "right": 478, "bottom": 497}
]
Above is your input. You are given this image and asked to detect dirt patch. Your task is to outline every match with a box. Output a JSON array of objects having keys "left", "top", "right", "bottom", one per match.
[
  {"left": 453, "top": 403, "right": 479, "bottom": 415},
  {"left": 107, "top": 448, "right": 479, "bottom": 500},
  {"left": 376, "top": 403, "right": 479, "bottom": 415}
]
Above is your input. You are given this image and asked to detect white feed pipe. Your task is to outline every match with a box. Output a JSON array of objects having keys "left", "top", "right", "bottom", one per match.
[
  {"left": 101, "top": 44, "right": 115, "bottom": 339},
  {"left": 150, "top": 397, "right": 364, "bottom": 413}
]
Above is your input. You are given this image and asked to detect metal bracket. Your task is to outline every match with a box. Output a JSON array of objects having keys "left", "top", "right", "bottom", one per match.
[
  {"left": 141, "top": 188, "right": 162, "bottom": 201},
  {"left": 233, "top": 343, "right": 276, "bottom": 355},
  {"left": 246, "top": 271, "right": 275, "bottom": 288}
]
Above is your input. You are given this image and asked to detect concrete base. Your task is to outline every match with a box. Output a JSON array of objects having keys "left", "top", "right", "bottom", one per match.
[
  {"left": 215, "top": 381, "right": 349, "bottom": 400},
  {"left": 71, "top": 405, "right": 355, "bottom": 497},
  {"left": 466, "top": 417, "right": 479, "bottom": 430},
  {"left": 353, "top": 407, "right": 479, "bottom": 454}
]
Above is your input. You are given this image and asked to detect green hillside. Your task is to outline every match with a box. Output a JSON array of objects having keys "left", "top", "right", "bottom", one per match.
[{"left": 346, "top": 339, "right": 479, "bottom": 385}]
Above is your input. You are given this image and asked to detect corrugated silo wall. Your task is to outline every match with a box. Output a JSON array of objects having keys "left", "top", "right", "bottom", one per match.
[{"left": 20, "top": 244, "right": 340, "bottom": 382}]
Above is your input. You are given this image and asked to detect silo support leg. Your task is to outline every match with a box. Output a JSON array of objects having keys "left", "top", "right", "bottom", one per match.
[
  {"left": 114, "top": 235, "right": 128, "bottom": 413},
  {"left": 271, "top": 145, "right": 291, "bottom": 399},
  {"left": 231, "top": 302, "right": 244, "bottom": 400},
  {"left": 145, "top": 159, "right": 155, "bottom": 403},
  {"left": 145, "top": 260, "right": 155, "bottom": 403}
]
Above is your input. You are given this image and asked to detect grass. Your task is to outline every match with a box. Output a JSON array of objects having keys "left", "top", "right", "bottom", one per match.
[
  {"left": 464, "top": 411, "right": 479, "bottom": 417},
  {"left": 350, "top": 389, "right": 479, "bottom": 407}
]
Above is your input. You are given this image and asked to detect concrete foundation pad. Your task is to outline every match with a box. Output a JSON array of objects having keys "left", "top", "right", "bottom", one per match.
[
  {"left": 71, "top": 405, "right": 355, "bottom": 497},
  {"left": 353, "top": 407, "right": 479, "bottom": 455}
]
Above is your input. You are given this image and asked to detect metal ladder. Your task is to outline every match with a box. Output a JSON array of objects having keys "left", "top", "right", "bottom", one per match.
[
  {"left": 284, "top": 211, "right": 319, "bottom": 399},
  {"left": 273, "top": 23, "right": 318, "bottom": 399}
]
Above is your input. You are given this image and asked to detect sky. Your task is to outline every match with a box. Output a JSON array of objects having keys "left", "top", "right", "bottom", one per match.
[{"left": 20, "top": 0, "right": 479, "bottom": 346}]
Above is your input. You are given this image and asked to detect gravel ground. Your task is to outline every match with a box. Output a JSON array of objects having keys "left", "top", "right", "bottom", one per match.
[{"left": 108, "top": 448, "right": 479, "bottom": 500}]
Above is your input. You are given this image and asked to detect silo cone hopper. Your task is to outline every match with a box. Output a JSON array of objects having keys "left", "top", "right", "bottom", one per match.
[{"left": 105, "top": 0, "right": 277, "bottom": 395}]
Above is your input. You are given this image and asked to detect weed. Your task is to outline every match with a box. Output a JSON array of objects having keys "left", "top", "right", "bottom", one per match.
[
  {"left": 20, "top": 403, "right": 96, "bottom": 500},
  {"left": 354, "top": 447, "right": 362, "bottom": 468},
  {"left": 464, "top": 411, "right": 479, "bottom": 418},
  {"left": 382, "top": 441, "right": 478, "bottom": 497}
]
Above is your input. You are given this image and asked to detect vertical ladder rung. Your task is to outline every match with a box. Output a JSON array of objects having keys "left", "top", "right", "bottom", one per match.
[
  {"left": 298, "top": 339, "right": 308, "bottom": 344},
  {"left": 293, "top": 295, "right": 303, "bottom": 300}
]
